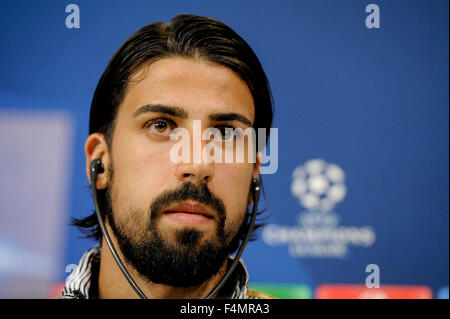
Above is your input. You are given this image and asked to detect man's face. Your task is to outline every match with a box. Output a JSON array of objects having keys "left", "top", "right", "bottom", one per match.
[{"left": 104, "top": 57, "right": 258, "bottom": 286}]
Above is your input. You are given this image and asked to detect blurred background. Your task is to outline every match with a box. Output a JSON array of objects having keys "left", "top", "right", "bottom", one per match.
[{"left": 0, "top": 0, "right": 448, "bottom": 299}]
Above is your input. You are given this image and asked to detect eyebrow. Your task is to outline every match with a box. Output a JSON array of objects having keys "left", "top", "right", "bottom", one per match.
[
  {"left": 209, "top": 113, "right": 253, "bottom": 127},
  {"left": 132, "top": 104, "right": 188, "bottom": 119},
  {"left": 133, "top": 103, "right": 253, "bottom": 127}
]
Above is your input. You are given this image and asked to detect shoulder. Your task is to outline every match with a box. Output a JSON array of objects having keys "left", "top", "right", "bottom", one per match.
[{"left": 247, "top": 288, "right": 278, "bottom": 299}]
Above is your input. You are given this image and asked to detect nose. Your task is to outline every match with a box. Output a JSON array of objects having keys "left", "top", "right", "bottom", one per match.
[
  {"left": 174, "top": 119, "right": 216, "bottom": 185},
  {"left": 175, "top": 161, "right": 214, "bottom": 185}
]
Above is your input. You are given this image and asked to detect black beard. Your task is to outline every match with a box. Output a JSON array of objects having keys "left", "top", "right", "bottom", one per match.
[{"left": 105, "top": 182, "right": 243, "bottom": 288}]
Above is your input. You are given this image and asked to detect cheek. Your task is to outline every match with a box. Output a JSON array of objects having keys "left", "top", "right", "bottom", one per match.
[
  {"left": 110, "top": 135, "right": 177, "bottom": 218},
  {"left": 216, "top": 164, "right": 252, "bottom": 226}
]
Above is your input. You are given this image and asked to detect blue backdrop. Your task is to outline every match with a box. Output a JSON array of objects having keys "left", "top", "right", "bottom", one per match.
[{"left": 0, "top": 0, "right": 448, "bottom": 298}]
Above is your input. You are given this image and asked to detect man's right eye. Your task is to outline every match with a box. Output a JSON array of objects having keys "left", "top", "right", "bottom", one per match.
[{"left": 145, "top": 119, "right": 175, "bottom": 135}]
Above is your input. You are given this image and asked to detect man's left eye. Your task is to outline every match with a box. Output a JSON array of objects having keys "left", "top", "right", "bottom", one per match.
[{"left": 215, "top": 126, "right": 235, "bottom": 140}]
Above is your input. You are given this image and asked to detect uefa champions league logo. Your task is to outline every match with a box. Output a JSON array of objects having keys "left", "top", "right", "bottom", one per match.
[
  {"left": 262, "top": 158, "right": 376, "bottom": 258},
  {"left": 291, "top": 159, "right": 347, "bottom": 212}
]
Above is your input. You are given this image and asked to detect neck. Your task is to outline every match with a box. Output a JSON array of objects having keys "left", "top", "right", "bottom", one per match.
[{"left": 97, "top": 225, "right": 228, "bottom": 299}]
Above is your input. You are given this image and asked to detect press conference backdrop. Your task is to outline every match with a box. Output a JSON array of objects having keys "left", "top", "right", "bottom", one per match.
[{"left": 0, "top": 0, "right": 448, "bottom": 298}]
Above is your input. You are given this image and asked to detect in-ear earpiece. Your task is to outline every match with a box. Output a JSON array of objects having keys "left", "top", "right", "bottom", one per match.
[
  {"left": 90, "top": 159, "right": 105, "bottom": 186},
  {"left": 251, "top": 177, "right": 261, "bottom": 192},
  {"left": 90, "top": 159, "right": 104, "bottom": 174}
]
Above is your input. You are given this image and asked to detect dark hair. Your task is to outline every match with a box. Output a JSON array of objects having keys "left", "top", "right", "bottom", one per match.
[{"left": 73, "top": 14, "right": 273, "bottom": 249}]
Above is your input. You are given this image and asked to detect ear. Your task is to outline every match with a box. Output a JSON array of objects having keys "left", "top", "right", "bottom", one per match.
[
  {"left": 85, "top": 133, "right": 111, "bottom": 189},
  {"left": 253, "top": 151, "right": 262, "bottom": 180},
  {"left": 248, "top": 152, "right": 263, "bottom": 205}
]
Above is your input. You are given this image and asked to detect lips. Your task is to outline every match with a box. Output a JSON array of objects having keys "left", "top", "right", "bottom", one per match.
[{"left": 163, "top": 203, "right": 214, "bottom": 219}]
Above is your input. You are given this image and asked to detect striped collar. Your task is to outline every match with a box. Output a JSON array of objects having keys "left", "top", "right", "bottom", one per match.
[{"left": 61, "top": 246, "right": 252, "bottom": 299}]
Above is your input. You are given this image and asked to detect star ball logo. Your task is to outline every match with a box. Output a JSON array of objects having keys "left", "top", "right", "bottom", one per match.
[
  {"left": 291, "top": 159, "right": 346, "bottom": 212},
  {"left": 262, "top": 159, "right": 376, "bottom": 258}
]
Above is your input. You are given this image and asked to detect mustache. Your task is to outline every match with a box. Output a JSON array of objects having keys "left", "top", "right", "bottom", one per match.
[{"left": 149, "top": 182, "right": 226, "bottom": 222}]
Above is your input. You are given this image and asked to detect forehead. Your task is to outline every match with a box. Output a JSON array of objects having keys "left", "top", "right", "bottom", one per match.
[{"left": 118, "top": 57, "right": 255, "bottom": 122}]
